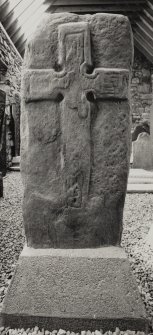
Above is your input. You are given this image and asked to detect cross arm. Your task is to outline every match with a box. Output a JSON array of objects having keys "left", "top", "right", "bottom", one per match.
[
  {"left": 22, "top": 69, "right": 72, "bottom": 103},
  {"left": 81, "top": 67, "right": 130, "bottom": 100}
]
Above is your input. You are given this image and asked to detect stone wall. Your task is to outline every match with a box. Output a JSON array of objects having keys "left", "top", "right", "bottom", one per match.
[
  {"left": 0, "top": 23, "right": 22, "bottom": 167},
  {"left": 131, "top": 47, "right": 153, "bottom": 130}
]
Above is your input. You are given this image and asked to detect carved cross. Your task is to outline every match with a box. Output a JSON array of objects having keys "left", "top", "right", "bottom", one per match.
[{"left": 23, "top": 22, "right": 129, "bottom": 208}]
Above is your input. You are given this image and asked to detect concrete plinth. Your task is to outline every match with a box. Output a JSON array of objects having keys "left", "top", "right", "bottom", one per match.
[{"left": 1, "top": 246, "right": 147, "bottom": 332}]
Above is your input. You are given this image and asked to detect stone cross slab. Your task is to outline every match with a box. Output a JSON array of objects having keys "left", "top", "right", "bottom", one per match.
[{"left": 23, "top": 21, "right": 130, "bottom": 206}]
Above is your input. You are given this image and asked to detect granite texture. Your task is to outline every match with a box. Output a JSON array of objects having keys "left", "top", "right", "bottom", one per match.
[
  {"left": 21, "top": 13, "right": 133, "bottom": 248},
  {"left": 1, "top": 246, "right": 147, "bottom": 332}
]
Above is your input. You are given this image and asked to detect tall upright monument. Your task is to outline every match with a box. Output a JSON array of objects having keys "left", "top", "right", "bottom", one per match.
[{"left": 1, "top": 13, "right": 147, "bottom": 331}]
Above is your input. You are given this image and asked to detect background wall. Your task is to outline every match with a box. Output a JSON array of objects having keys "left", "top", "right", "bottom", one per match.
[
  {"left": 0, "top": 23, "right": 22, "bottom": 167},
  {"left": 131, "top": 48, "right": 153, "bottom": 130}
]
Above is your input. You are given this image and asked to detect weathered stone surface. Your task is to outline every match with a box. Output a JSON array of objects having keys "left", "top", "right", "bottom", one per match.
[
  {"left": 1, "top": 246, "right": 147, "bottom": 331},
  {"left": 133, "top": 132, "right": 153, "bottom": 169},
  {"left": 21, "top": 13, "right": 133, "bottom": 248}
]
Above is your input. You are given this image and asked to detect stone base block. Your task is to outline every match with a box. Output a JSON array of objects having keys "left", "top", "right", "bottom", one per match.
[{"left": 1, "top": 246, "right": 148, "bottom": 332}]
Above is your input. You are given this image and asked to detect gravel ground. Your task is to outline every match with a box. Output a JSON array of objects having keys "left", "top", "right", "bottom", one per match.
[
  {"left": 0, "top": 172, "right": 25, "bottom": 310},
  {"left": 0, "top": 171, "right": 153, "bottom": 334}
]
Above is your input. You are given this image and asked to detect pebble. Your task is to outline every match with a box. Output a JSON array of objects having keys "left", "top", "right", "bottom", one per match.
[
  {"left": 114, "top": 328, "right": 120, "bottom": 335},
  {"left": 95, "top": 331, "right": 102, "bottom": 335},
  {"left": 34, "top": 327, "right": 39, "bottom": 333},
  {"left": 0, "top": 330, "right": 147, "bottom": 335},
  {"left": 57, "top": 330, "right": 66, "bottom": 335}
]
